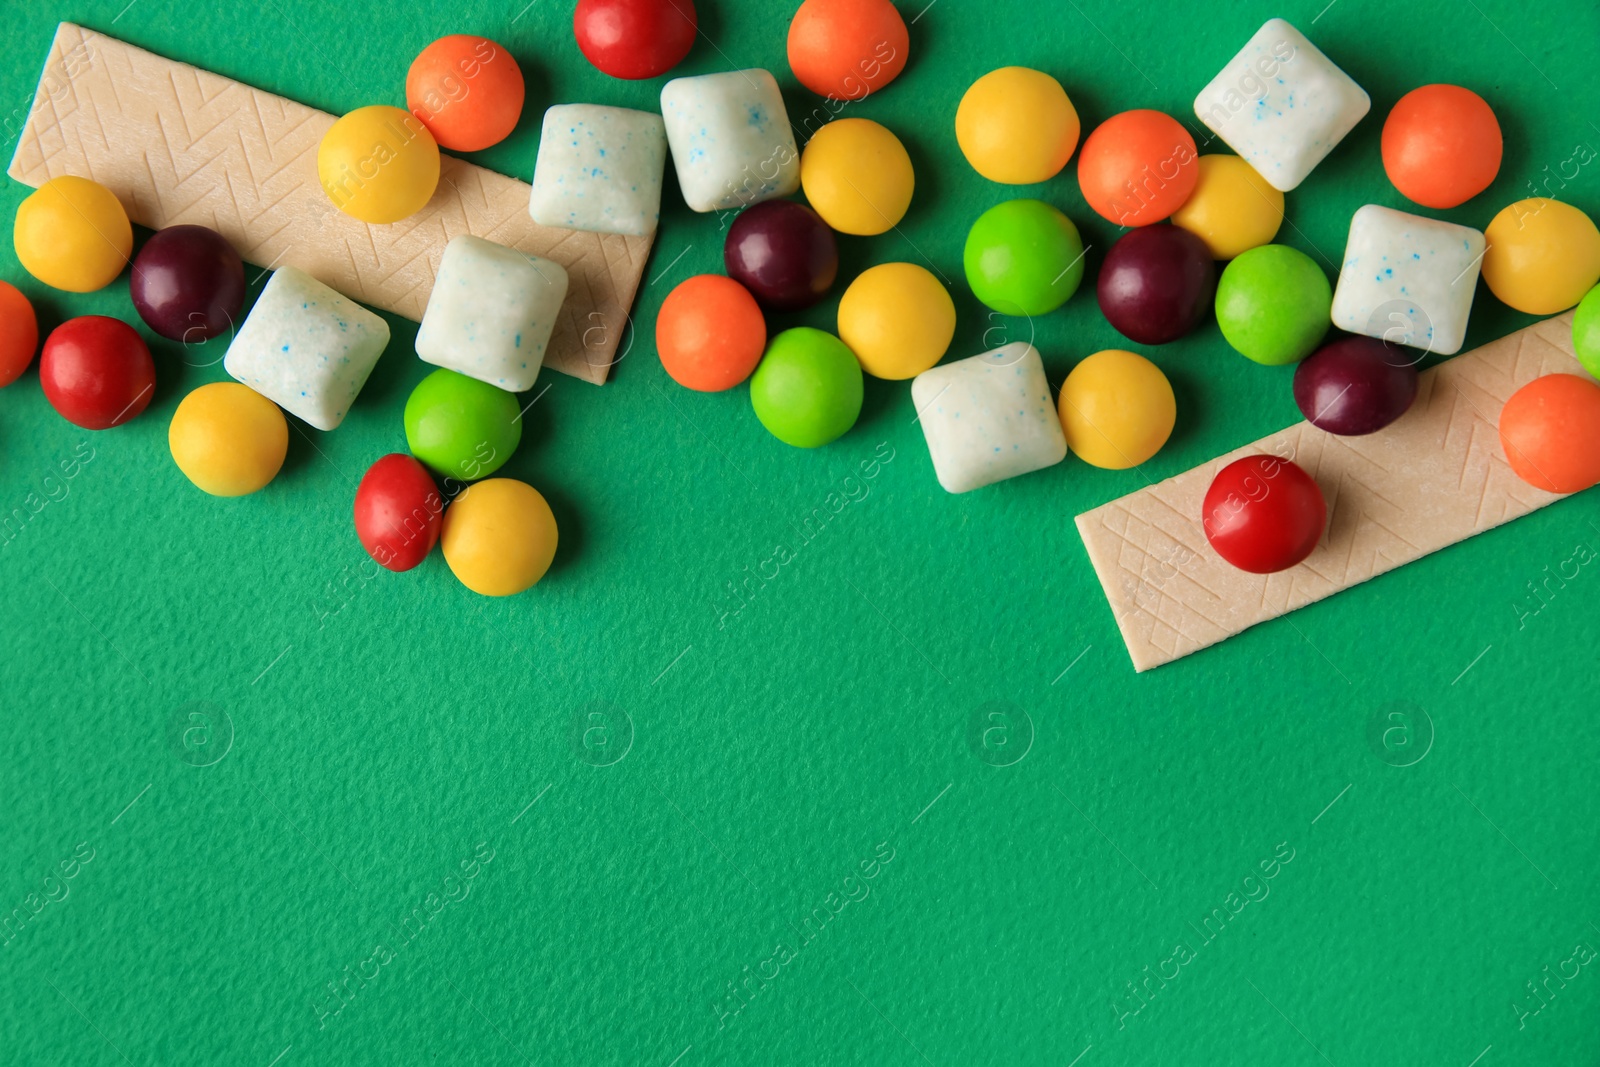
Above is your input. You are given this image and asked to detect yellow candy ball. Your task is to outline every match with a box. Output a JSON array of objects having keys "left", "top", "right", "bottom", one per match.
[
  {"left": 442, "top": 478, "right": 558, "bottom": 596},
  {"left": 1057, "top": 349, "right": 1175, "bottom": 470},
  {"left": 800, "top": 118, "right": 914, "bottom": 236},
  {"left": 955, "top": 67, "right": 1080, "bottom": 185},
  {"left": 1482, "top": 198, "right": 1600, "bottom": 315},
  {"left": 1169, "top": 154, "right": 1284, "bottom": 260},
  {"left": 837, "top": 263, "right": 955, "bottom": 380},
  {"left": 13, "top": 176, "right": 132, "bottom": 293},
  {"left": 169, "top": 383, "right": 288, "bottom": 497},
  {"left": 318, "top": 105, "right": 441, "bottom": 224}
]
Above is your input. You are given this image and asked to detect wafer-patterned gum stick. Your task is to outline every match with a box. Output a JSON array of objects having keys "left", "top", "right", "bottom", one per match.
[
  {"left": 1077, "top": 313, "right": 1588, "bottom": 671},
  {"left": 7, "top": 23, "right": 652, "bottom": 385}
]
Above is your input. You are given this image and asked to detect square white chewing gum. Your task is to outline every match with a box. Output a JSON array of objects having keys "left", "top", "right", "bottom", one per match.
[
  {"left": 1331, "top": 205, "right": 1486, "bottom": 356},
  {"left": 660, "top": 69, "right": 800, "bottom": 213},
  {"left": 529, "top": 104, "right": 667, "bottom": 237},
  {"left": 224, "top": 266, "right": 389, "bottom": 431},
  {"left": 1194, "top": 17, "right": 1369, "bottom": 192},
  {"left": 911, "top": 342, "right": 1067, "bottom": 495},
  {"left": 416, "top": 235, "right": 570, "bottom": 394}
]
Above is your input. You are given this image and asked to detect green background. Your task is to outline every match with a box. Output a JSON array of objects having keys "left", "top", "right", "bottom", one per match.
[{"left": 2, "top": 0, "right": 1598, "bottom": 1063}]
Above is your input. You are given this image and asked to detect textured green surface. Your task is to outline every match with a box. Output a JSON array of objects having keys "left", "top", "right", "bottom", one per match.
[{"left": 2, "top": 1, "right": 1599, "bottom": 1065}]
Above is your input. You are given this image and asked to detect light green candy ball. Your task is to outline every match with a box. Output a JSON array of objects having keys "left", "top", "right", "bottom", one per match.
[
  {"left": 1573, "top": 283, "right": 1600, "bottom": 379},
  {"left": 404, "top": 368, "right": 521, "bottom": 481},
  {"left": 1215, "top": 245, "right": 1332, "bottom": 366},
  {"left": 750, "top": 328, "right": 863, "bottom": 448}
]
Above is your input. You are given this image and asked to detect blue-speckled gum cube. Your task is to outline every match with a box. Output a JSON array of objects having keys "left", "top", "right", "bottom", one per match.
[
  {"left": 223, "top": 266, "right": 390, "bottom": 432},
  {"left": 1331, "top": 205, "right": 1486, "bottom": 356},
  {"left": 660, "top": 69, "right": 800, "bottom": 213},
  {"left": 415, "top": 235, "right": 570, "bottom": 394},
  {"left": 1194, "top": 18, "right": 1369, "bottom": 192},
  {"left": 911, "top": 342, "right": 1067, "bottom": 494},
  {"left": 529, "top": 104, "right": 667, "bottom": 237}
]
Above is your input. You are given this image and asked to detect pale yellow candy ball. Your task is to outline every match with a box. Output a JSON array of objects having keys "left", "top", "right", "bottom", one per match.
[
  {"left": 800, "top": 118, "right": 914, "bottom": 236},
  {"left": 1169, "top": 154, "right": 1284, "bottom": 260},
  {"left": 318, "top": 105, "right": 441, "bottom": 224},
  {"left": 1057, "top": 349, "right": 1176, "bottom": 470},
  {"left": 169, "top": 383, "right": 288, "bottom": 497},
  {"left": 837, "top": 263, "right": 955, "bottom": 380},
  {"left": 14, "top": 176, "right": 133, "bottom": 292},
  {"left": 955, "top": 67, "right": 1079, "bottom": 184},
  {"left": 442, "top": 479, "right": 558, "bottom": 596},
  {"left": 1482, "top": 198, "right": 1600, "bottom": 315}
]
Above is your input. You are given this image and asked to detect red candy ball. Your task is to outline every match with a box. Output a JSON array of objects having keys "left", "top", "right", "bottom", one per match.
[
  {"left": 1202, "top": 455, "right": 1327, "bottom": 574},
  {"left": 40, "top": 316, "right": 156, "bottom": 430},
  {"left": 354, "top": 454, "right": 444, "bottom": 572},
  {"left": 574, "top": 0, "right": 697, "bottom": 80}
]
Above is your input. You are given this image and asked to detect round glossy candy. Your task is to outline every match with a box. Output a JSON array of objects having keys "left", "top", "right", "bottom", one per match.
[
  {"left": 963, "top": 200, "right": 1085, "bottom": 317},
  {"left": 1482, "top": 199, "right": 1600, "bottom": 315},
  {"left": 1573, "top": 283, "right": 1600, "bottom": 378},
  {"left": 656, "top": 275, "right": 766, "bottom": 391},
  {"left": 799, "top": 119, "right": 913, "bottom": 236},
  {"left": 574, "top": 0, "right": 697, "bottom": 80},
  {"left": 0, "top": 281, "right": 38, "bottom": 387},
  {"left": 130, "top": 225, "right": 247, "bottom": 342},
  {"left": 1056, "top": 349, "right": 1175, "bottom": 470},
  {"left": 1381, "top": 85, "right": 1501, "bottom": 209},
  {"left": 787, "top": 0, "right": 908, "bottom": 100},
  {"left": 1293, "top": 336, "right": 1418, "bottom": 436},
  {"left": 168, "top": 383, "right": 288, "bottom": 496},
  {"left": 442, "top": 478, "right": 559, "bottom": 596},
  {"left": 354, "top": 454, "right": 443, "bottom": 571},
  {"left": 1202, "top": 455, "right": 1327, "bottom": 574},
  {"left": 13, "top": 176, "right": 132, "bottom": 293},
  {"left": 749, "top": 327, "right": 863, "bottom": 448},
  {"left": 40, "top": 317, "right": 156, "bottom": 430},
  {"left": 1169, "top": 154, "right": 1283, "bottom": 260},
  {"left": 407, "top": 36, "right": 525, "bottom": 152},
  {"left": 837, "top": 263, "right": 955, "bottom": 380},
  {"left": 1499, "top": 374, "right": 1600, "bottom": 494},
  {"left": 403, "top": 369, "right": 521, "bottom": 482},
  {"left": 1078, "top": 110, "right": 1198, "bottom": 227},
  {"left": 1098, "top": 224, "right": 1215, "bottom": 345},
  {"left": 318, "top": 106, "right": 441, "bottom": 224},
  {"left": 724, "top": 200, "right": 838, "bottom": 311},
  {"left": 1215, "top": 245, "right": 1331, "bottom": 365},
  {"left": 955, "top": 67, "right": 1079, "bottom": 185}
]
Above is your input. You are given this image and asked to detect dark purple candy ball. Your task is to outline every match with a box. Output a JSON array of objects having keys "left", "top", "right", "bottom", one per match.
[
  {"left": 724, "top": 200, "right": 838, "bottom": 312},
  {"left": 1096, "top": 224, "right": 1216, "bottom": 345},
  {"left": 1293, "top": 335, "right": 1419, "bottom": 436},
  {"left": 130, "top": 225, "right": 247, "bottom": 343}
]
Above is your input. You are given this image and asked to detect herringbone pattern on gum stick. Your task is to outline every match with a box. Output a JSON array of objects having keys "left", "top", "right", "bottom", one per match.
[
  {"left": 1076, "top": 313, "right": 1586, "bottom": 672},
  {"left": 7, "top": 22, "right": 651, "bottom": 386}
]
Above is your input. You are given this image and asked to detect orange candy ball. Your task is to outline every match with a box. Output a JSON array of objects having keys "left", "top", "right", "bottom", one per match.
[
  {"left": 787, "top": 0, "right": 909, "bottom": 101},
  {"left": 1078, "top": 110, "right": 1198, "bottom": 227},
  {"left": 0, "top": 281, "right": 38, "bottom": 387},
  {"left": 1499, "top": 373, "right": 1600, "bottom": 494},
  {"left": 1381, "top": 85, "right": 1502, "bottom": 209},
  {"left": 407, "top": 35, "right": 525, "bottom": 152},
  {"left": 656, "top": 275, "right": 767, "bottom": 392}
]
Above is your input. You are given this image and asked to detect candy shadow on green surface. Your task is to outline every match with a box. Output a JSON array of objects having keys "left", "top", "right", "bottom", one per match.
[{"left": 537, "top": 482, "right": 585, "bottom": 580}]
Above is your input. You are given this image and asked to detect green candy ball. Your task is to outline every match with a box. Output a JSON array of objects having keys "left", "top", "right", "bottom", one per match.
[
  {"left": 963, "top": 199, "right": 1085, "bottom": 317},
  {"left": 750, "top": 327, "right": 863, "bottom": 448},
  {"left": 1215, "top": 245, "right": 1332, "bottom": 366},
  {"left": 404, "top": 368, "right": 522, "bottom": 481},
  {"left": 1574, "top": 283, "right": 1600, "bottom": 379}
]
